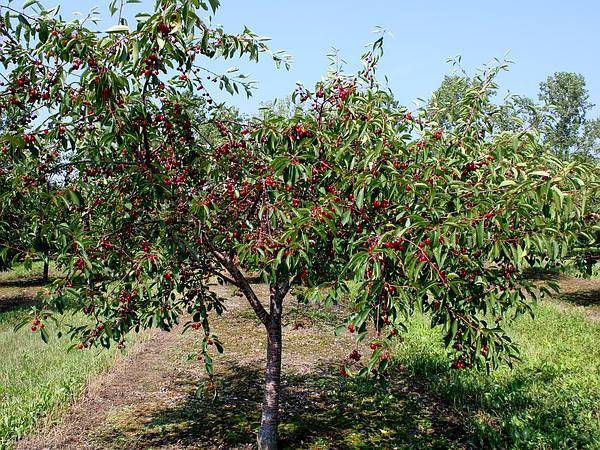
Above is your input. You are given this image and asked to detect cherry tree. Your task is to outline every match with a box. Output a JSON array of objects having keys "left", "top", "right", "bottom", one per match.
[{"left": 0, "top": 1, "right": 596, "bottom": 448}]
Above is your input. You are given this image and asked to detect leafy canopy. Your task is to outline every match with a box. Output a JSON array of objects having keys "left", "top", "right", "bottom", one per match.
[{"left": 0, "top": 0, "right": 597, "bottom": 376}]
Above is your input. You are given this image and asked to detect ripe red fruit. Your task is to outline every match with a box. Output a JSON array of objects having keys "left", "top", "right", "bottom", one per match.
[
  {"left": 165, "top": 272, "right": 172, "bottom": 281},
  {"left": 451, "top": 360, "right": 467, "bottom": 369},
  {"left": 433, "top": 130, "right": 443, "bottom": 140},
  {"left": 369, "top": 342, "right": 381, "bottom": 350},
  {"left": 372, "top": 200, "right": 381, "bottom": 208},
  {"left": 347, "top": 323, "right": 355, "bottom": 333}
]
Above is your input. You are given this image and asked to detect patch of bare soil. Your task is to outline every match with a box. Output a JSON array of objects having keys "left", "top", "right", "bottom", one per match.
[{"left": 16, "top": 283, "right": 468, "bottom": 449}]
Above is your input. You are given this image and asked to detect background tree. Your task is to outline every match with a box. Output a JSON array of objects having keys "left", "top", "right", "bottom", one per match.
[
  {"left": 579, "top": 117, "right": 600, "bottom": 158},
  {"left": 538, "top": 72, "right": 594, "bottom": 158},
  {"left": 427, "top": 71, "right": 542, "bottom": 134},
  {"left": 426, "top": 74, "right": 472, "bottom": 129}
]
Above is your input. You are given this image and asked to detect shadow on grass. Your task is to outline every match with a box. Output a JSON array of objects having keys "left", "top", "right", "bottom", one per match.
[
  {"left": 0, "top": 293, "right": 40, "bottom": 315},
  {"left": 92, "top": 361, "right": 467, "bottom": 449},
  {"left": 522, "top": 268, "right": 562, "bottom": 281},
  {"left": 89, "top": 352, "right": 597, "bottom": 449},
  {"left": 395, "top": 350, "right": 598, "bottom": 449},
  {"left": 559, "top": 287, "right": 600, "bottom": 307},
  {"left": 0, "top": 277, "right": 56, "bottom": 288},
  {"left": 0, "top": 279, "right": 47, "bottom": 316}
]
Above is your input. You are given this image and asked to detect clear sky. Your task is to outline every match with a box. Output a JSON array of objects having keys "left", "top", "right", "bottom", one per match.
[{"left": 54, "top": 0, "right": 600, "bottom": 116}]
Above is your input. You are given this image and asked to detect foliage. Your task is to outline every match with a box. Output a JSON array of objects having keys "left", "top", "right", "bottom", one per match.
[
  {"left": 0, "top": 0, "right": 595, "bottom": 384},
  {"left": 538, "top": 72, "right": 595, "bottom": 158},
  {"left": 0, "top": 0, "right": 598, "bottom": 446},
  {"left": 579, "top": 118, "right": 600, "bottom": 158}
]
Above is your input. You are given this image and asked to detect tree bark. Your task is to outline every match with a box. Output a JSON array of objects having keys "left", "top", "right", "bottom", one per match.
[
  {"left": 42, "top": 257, "right": 49, "bottom": 284},
  {"left": 257, "top": 282, "right": 287, "bottom": 450}
]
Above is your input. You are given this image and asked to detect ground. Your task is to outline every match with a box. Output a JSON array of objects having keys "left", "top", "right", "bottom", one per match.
[{"left": 3, "top": 274, "right": 599, "bottom": 449}]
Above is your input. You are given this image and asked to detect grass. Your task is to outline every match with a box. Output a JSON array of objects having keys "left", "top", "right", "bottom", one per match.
[
  {"left": 1, "top": 265, "right": 598, "bottom": 449},
  {"left": 393, "top": 300, "right": 600, "bottom": 449},
  {"left": 0, "top": 261, "right": 59, "bottom": 282},
  {"left": 0, "top": 264, "right": 135, "bottom": 449},
  {"left": 78, "top": 281, "right": 600, "bottom": 449}
]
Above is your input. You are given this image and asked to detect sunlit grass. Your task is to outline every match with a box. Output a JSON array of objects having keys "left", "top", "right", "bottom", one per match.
[
  {"left": 0, "top": 311, "right": 127, "bottom": 448},
  {"left": 393, "top": 300, "right": 600, "bottom": 449},
  {"left": 0, "top": 263, "right": 138, "bottom": 449}
]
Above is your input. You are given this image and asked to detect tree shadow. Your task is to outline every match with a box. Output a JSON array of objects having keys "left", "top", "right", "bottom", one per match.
[
  {"left": 559, "top": 287, "right": 600, "bottom": 307},
  {"left": 92, "top": 361, "right": 468, "bottom": 449},
  {"left": 0, "top": 292, "right": 40, "bottom": 315},
  {"left": 0, "top": 277, "right": 56, "bottom": 288},
  {"left": 0, "top": 277, "right": 62, "bottom": 315},
  {"left": 395, "top": 350, "right": 593, "bottom": 449},
  {"left": 522, "top": 268, "right": 562, "bottom": 280},
  {"left": 88, "top": 346, "right": 594, "bottom": 449}
]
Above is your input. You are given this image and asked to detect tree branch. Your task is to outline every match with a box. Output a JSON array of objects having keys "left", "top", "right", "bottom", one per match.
[{"left": 206, "top": 240, "right": 270, "bottom": 326}]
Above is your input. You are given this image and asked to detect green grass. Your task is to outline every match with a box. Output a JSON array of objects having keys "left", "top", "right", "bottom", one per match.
[
  {"left": 393, "top": 301, "right": 600, "bottom": 449},
  {"left": 0, "top": 261, "right": 59, "bottom": 282},
  {"left": 0, "top": 265, "right": 135, "bottom": 449}
]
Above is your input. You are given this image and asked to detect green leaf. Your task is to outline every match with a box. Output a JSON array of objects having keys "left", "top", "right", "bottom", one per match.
[
  {"left": 40, "top": 328, "right": 49, "bottom": 343},
  {"left": 207, "top": 0, "right": 220, "bottom": 13},
  {"left": 105, "top": 24, "right": 130, "bottom": 33},
  {"left": 530, "top": 170, "right": 550, "bottom": 178}
]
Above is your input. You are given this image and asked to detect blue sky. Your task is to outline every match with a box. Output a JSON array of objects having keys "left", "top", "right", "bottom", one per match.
[{"left": 56, "top": 0, "right": 600, "bottom": 116}]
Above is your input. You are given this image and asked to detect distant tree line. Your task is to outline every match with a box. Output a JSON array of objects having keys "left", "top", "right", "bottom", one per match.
[{"left": 428, "top": 69, "right": 599, "bottom": 160}]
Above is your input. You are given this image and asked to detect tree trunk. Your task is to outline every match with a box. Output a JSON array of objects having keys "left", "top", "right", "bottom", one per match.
[
  {"left": 257, "top": 284, "right": 285, "bottom": 450},
  {"left": 42, "top": 257, "right": 49, "bottom": 284}
]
